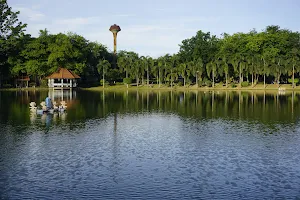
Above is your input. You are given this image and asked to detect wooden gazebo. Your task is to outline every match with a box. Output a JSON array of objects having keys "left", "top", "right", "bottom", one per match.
[
  {"left": 15, "top": 76, "right": 30, "bottom": 88},
  {"left": 46, "top": 68, "right": 80, "bottom": 88}
]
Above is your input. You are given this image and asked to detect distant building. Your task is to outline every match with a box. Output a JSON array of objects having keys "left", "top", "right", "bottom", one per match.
[
  {"left": 15, "top": 76, "right": 30, "bottom": 88},
  {"left": 46, "top": 68, "right": 80, "bottom": 88}
]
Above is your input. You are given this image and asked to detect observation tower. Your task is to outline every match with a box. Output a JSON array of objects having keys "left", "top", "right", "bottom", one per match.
[{"left": 109, "top": 24, "right": 121, "bottom": 54}]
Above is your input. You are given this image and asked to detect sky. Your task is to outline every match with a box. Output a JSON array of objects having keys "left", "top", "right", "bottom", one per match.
[{"left": 8, "top": 0, "right": 300, "bottom": 57}]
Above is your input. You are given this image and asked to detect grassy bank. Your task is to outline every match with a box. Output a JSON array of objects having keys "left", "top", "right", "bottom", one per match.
[
  {"left": 1, "top": 83, "right": 299, "bottom": 92},
  {"left": 0, "top": 87, "right": 49, "bottom": 91},
  {"left": 83, "top": 83, "right": 300, "bottom": 92}
]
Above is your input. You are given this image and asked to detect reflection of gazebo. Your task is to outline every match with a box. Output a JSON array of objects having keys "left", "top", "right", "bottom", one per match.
[
  {"left": 46, "top": 68, "right": 80, "bottom": 88},
  {"left": 15, "top": 76, "right": 30, "bottom": 88}
]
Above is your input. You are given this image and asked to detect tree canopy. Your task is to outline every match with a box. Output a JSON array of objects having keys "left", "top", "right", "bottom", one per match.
[{"left": 1, "top": 0, "right": 300, "bottom": 88}]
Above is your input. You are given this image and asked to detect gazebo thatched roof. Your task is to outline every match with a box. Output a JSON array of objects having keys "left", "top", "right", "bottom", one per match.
[
  {"left": 45, "top": 68, "right": 80, "bottom": 79},
  {"left": 16, "top": 76, "right": 30, "bottom": 81}
]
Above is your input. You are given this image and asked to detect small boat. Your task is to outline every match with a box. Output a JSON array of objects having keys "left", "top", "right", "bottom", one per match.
[
  {"left": 36, "top": 107, "right": 66, "bottom": 115},
  {"left": 30, "top": 101, "right": 67, "bottom": 114}
]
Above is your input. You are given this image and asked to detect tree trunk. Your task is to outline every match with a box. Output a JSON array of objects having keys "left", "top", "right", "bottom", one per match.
[
  {"left": 199, "top": 73, "right": 203, "bottom": 86},
  {"left": 196, "top": 72, "right": 198, "bottom": 88},
  {"left": 158, "top": 69, "right": 161, "bottom": 88},
  {"left": 147, "top": 67, "right": 149, "bottom": 87},
  {"left": 212, "top": 70, "right": 215, "bottom": 88},
  {"left": 277, "top": 73, "right": 280, "bottom": 88},
  {"left": 263, "top": 59, "right": 266, "bottom": 88},
  {"left": 103, "top": 68, "right": 105, "bottom": 89},
  {"left": 292, "top": 64, "right": 295, "bottom": 88},
  {"left": 171, "top": 69, "right": 173, "bottom": 89},
  {"left": 252, "top": 72, "right": 254, "bottom": 87},
  {"left": 277, "top": 60, "right": 281, "bottom": 88},
  {"left": 136, "top": 75, "right": 139, "bottom": 87},
  {"left": 225, "top": 72, "right": 228, "bottom": 88},
  {"left": 264, "top": 73, "right": 266, "bottom": 89},
  {"left": 239, "top": 64, "right": 242, "bottom": 88}
]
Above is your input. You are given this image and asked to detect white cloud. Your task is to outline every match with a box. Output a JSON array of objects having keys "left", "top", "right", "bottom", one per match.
[
  {"left": 54, "top": 17, "right": 100, "bottom": 26},
  {"left": 13, "top": 5, "right": 45, "bottom": 22},
  {"left": 179, "top": 16, "right": 221, "bottom": 23},
  {"left": 12, "top": 2, "right": 220, "bottom": 57},
  {"left": 111, "top": 14, "right": 136, "bottom": 17}
]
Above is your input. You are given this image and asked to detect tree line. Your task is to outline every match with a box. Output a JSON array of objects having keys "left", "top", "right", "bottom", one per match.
[{"left": 1, "top": 0, "right": 300, "bottom": 88}]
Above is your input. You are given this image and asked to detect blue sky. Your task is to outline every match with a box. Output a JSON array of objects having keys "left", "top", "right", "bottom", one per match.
[{"left": 9, "top": 0, "right": 300, "bottom": 57}]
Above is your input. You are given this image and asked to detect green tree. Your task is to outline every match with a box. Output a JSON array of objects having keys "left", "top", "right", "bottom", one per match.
[
  {"left": 0, "top": 0, "right": 27, "bottom": 86},
  {"left": 97, "top": 59, "right": 111, "bottom": 88}
]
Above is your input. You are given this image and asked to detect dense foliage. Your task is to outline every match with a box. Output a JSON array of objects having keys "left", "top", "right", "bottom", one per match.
[{"left": 1, "top": 0, "right": 300, "bottom": 88}]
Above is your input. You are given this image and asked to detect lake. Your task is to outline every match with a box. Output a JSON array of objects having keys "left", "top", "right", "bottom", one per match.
[{"left": 1, "top": 89, "right": 300, "bottom": 199}]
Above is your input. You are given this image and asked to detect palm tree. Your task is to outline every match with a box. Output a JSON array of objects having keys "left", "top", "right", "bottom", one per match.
[
  {"left": 222, "top": 57, "right": 230, "bottom": 87},
  {"left": 179, "top": 62, "right": 189, "bottom": 87},
  {"left": 229, "top": 56, "right": 240, "bottom": 87},
  {"left": 261, "top": 54, "right": 269, "bottom": 89},
  {"left": 147, "top": 57, "right": 154, "bottom": 87},
  {"left": 272, "top": 56, "right": 285, "bottom": 88},
  {"left": 157, "top": 57, "right": 165, "bottom": 88},
  {"left": 287, "top": 48, "right": 300, "bottom": 88},
  {"left": 169, "top": 55, "right": 179, "bottom": 88},
  {"left": 151, "top": 59, "right": 159, "bottom": 86},
  {"left": 206, "top": 60, "right": 218, "bottom": 88},
  {"left": 117, "top": 55, "right": 129, "bottom": 78},
  {"left": 131, "top": 59, "right": 142, "bottom": 86},
  {"left": 195, "top": 58, "right": 204, "bottom": 87},
  {"left": 97, "top": 59, "right": 111, "bottom": 88},
  {"left": 140, "top": 56, "right": 148, "bottom": 85},
  {"left": 248, "top": 55, "right": 259, "bottom": 87}
]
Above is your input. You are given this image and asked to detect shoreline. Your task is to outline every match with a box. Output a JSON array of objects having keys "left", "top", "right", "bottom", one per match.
[
  {"left": 1, "top": 84, "right": 299, "bottom": 92},
  {"left": 83, "top": 83, "right": 300, "bottom": 92}
]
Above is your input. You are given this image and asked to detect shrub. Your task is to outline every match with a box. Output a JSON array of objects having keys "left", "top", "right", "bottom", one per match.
[
  {"left": 231, "top": 83, "right": 237, "bottom": 88},
  {"left": 241, "top": 81, "right": 249, "bottom": 87},
  {"left": 40, "top": 79, "right": 48, "bottom": 87},
  {"left": 115, "top": 82, "right": 123, "bottom": 85},
  {"left": 198, "top": 80, "right": 203, "bottom": 87},
  {"left": 29, "top": 82, "right": 36, "bottom": 87},
  {"left": 123, "top": 78, "right": 132, "bottom": 85},
  {"left": 288, "top": 78, "right": 299, "bottom": 84},
  {"left": 3, "top": 84, "right": 12, "bottom": 88},
  {"left": 177, "top": 81, "right": 183, "bottom": 86},
  {"left": 100, "top": 79, "right": 109, "bottom": 86},
  {"left": 205, "top": 80, "right": 212, "bottom": 87}
]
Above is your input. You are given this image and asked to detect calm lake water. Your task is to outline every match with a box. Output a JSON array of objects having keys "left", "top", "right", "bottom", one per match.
[{"left": 1, "top": 89, "right": 300, "bottom": 199}]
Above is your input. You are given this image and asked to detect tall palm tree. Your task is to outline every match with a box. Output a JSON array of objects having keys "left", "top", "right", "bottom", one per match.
[
  {"left": 206, "top": 60, "right": 218, "bottom": 88},
  {"left": 131, "top": 59, "right": 142, "bottom": 86},
  {"left": 157, "top": 57, "right": 165, "bottom": 88},
  {"left": 261, "top": 55, "right": 269, "bottom": 89},
  {"left": 169, "top": 55, "right": 179, "bottom": 88},
  {"left": 222, "top": 57, "right": 229, "bottom": 87},
  {"left": 179, "top": 62, "right": 189, "bottom": 87},
  {"left": 97, "top": 59, "right": 111, "bottom": 88},
  {"left": 229, "top": 56, "right": 240, "bottom": 86},
  {"left": 287, "top": 48, "right": 300, "bottom": 88},
  {"left": 140, "top": 56, "right": 148, "bottom": 85},
  {"left": 195, "top": 58, "right": 204, "bottom": 87},
  {"left": 147, "top": 57, "right": 154, "bottom": 87},
  {"left": 117, "top": 55, "right": 129, "bottom": 78}
]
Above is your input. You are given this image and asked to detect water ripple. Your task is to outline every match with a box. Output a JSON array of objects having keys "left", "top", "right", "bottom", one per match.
[{"left": 1, "top": 113, "right": 300, "bottom": 199}]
